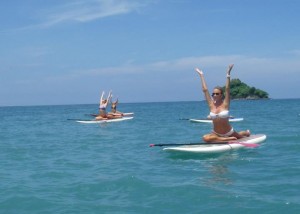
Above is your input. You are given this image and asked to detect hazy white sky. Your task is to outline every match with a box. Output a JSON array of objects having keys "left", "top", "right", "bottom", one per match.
[{"left": 1, "top": 0, "right": 299, "bottom": 106}]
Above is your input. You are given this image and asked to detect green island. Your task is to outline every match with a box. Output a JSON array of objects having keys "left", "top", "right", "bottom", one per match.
[{"left": 223, "top": 79, "right": 269, "bottom": 99}]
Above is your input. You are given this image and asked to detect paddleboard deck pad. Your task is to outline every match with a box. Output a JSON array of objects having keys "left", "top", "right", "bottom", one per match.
[
  {"left": 77, "top": 117, "right": 133, "bottom": 124},
  {"left": 189, "top": 118, "right": 244, "bottom": 123},
  {"left": 163, "top": 134, "right": 266, "bottom": 153}
]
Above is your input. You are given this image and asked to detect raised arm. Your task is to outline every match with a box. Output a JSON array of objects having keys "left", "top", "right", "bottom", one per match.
[
  {"left": 100, "top": 91, "right": 105, "bottom": 103},
  {"left": 107, "top": 90, "right": 112, "bottom": 104},
  {"left": 223, "top": 64, "right": 234, "bottom": 108},
  {"left": 195, "top": 68, "right": 213, "bottom": 108}
]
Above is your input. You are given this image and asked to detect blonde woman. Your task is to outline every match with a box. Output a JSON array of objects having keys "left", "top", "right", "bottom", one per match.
[
  {"left": 195, "top": 64, "right": 250, "bottom": 142},
  {"left": 95, "top": 91, "right": 112, "bottom": 120}
]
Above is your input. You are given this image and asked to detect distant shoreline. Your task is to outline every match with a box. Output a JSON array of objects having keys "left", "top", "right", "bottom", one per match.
[{"left": 3, "top": 98, "right": 300, "bottom": 108}]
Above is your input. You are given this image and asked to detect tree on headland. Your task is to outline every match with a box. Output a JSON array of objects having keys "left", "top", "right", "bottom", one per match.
[{"left": 223, "top": 79, "right": 269, "bottom": 99}]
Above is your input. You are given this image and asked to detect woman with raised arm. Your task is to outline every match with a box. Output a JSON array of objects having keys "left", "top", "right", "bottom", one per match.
[
  {"left": 95, "top": 91, "right": 112, "bottom": 120},
  {"left": 108, "top": 97, "right": 123, "bottom": 117},
  {"left": 195, "top": 64, "right": 250, "bottom": 142}
]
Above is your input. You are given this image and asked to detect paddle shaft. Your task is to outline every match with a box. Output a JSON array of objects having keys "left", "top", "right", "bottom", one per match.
[
  {"left": 150, "top": 142, "right": 228, "bottom": 147},
  {"left": 150, "top": 141, "right": 258, "bottom": 148},
  {"left": 67, "top": 118, "right": 85, "bottom": 121}
]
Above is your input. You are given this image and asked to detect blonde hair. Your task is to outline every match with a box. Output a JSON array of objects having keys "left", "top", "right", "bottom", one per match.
[
  {"left": 213, "top": 86, "right": 225, "bottom": 99},
  {"left": 214, "top": 86, "right": 223, "bottom": 94}
]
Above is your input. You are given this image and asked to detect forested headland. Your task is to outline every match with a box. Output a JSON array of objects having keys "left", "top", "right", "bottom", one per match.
[{"left": 223, "top": 79, "right": 269, "bottom": 99}]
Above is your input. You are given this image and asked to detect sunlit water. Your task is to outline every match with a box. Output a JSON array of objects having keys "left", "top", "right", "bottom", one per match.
[{"left": 0, "top": 99, "right": 299, "bottom": 213}]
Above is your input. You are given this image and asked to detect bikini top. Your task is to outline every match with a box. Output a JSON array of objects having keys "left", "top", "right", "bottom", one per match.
[
  {"left": 99, "top": 103, "right": 106, "bottom": 110},
  {"left": 209, "top": 110, "right": 229, "bottom": 119},
  {"left": 111, "top": 104, "right": 117, "bottom": 110}
]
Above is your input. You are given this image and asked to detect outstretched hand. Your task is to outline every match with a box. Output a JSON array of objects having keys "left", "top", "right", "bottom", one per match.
[
  {"left": 227, "top": 64, "right": 234, "bottom": 75},
  {"left": 195, "top": 67, "right": 203, "bottom": 75}
]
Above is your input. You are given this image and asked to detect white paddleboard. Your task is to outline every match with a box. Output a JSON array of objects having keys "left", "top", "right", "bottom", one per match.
[
  {"left": 163, "top": 134, "right": 266, "bottom": 154},
  {"left": 189, "top": 118, "right": 244, "bottom": 123},
  {"left": 77, "top": 117, "right": 133, "bottom": 124}
]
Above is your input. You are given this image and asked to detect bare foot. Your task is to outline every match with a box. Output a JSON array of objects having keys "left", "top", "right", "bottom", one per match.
[{"left": 239, "top": 130, "right": 250, "bottom": 137}]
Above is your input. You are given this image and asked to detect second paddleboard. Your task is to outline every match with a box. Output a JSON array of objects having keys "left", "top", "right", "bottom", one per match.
[{"left": 77, "top": 117, "right": 133, "bottom": 124}]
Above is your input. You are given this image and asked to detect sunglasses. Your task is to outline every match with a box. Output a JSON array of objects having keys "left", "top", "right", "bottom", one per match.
[{"left": 212, "top": 93, "right": 220, "bottom": 96}]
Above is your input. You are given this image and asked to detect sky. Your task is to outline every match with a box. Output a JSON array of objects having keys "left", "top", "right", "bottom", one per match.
[{"left": 1, "top": 0, "right": 300, "bottom": 106}]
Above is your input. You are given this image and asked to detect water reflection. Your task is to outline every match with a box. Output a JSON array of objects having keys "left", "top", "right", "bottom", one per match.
[{"left": 168, "top": 151, "right": 240, "bottom": 185}]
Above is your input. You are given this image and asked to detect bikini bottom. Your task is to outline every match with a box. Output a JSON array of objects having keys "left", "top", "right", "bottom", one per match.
[{"left": 212, "top": 128, "right": 234, "bottom": 137}]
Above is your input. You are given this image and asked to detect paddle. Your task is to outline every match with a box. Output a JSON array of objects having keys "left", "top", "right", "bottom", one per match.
[
  {"left": 149, "top": 141, "right": 258, "bottom": 148},
  {"left": 150, "top": 142, "right": 227, "bottom": 147},
  {"left": 180, "top": 116, "right": 236, "bottom": 121},
  {"left": 67, "top": 118, "right": 85, "bottom": 121},
  {"left": 85, "top": 114, "right": 98, "bottom": 117},
  {"left": 67, "top": 118, "right": 105, "bottom": 121},
  {"left": 179, "top": 118, "right": 213, "bottom": 121}
]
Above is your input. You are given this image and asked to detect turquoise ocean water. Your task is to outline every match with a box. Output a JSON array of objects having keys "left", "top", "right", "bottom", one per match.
[{"left": 0, "top": 99, "right": 300, "bottom": 213}]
